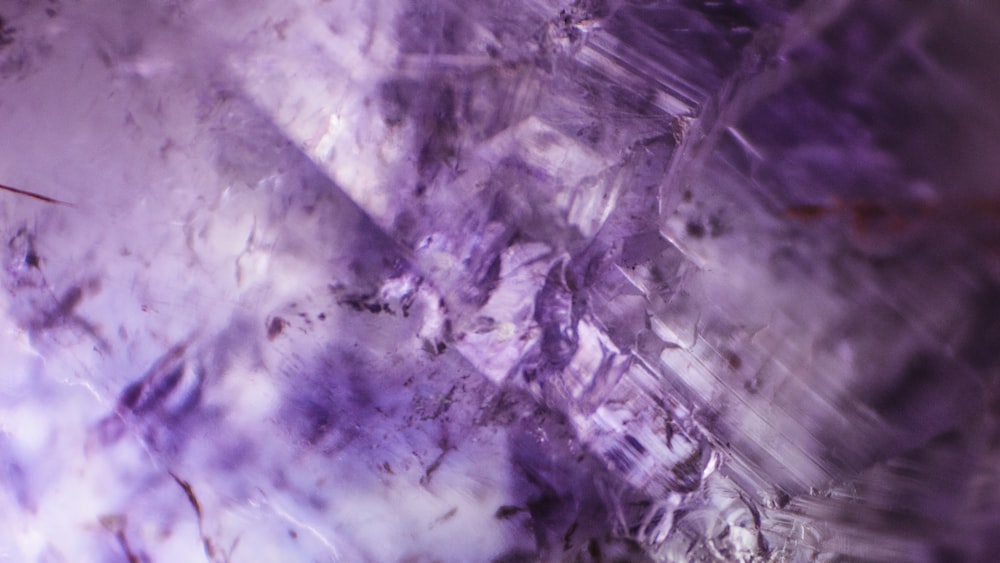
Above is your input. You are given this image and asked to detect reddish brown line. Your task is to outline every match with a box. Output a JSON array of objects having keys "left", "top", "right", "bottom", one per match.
[
  {"left": 785, "top": 204, "right": 830, "bottom": 221},
  {"left": 0, "top": 183, "right": 67, "bottom": 205}
]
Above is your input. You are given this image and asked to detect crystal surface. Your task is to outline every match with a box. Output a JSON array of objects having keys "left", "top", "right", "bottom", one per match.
[{"left": 0, "top": 0, "right": 998, "bottom": 561}]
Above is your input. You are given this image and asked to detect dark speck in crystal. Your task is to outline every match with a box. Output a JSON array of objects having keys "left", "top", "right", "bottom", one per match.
[
  {"left": 588, "top": 538, "right": 601, "bottom": 559},
  {"left": 526, "top": 493, "right": 562, "bottom": 521},
  {"left": 0, "top": 18, "right": 13, "bottom": 48},
  {"left": 775, "top": 491, "right": 791, "bottom": 508},
  {"left": 724, "top": 350, "right": 742, "bottom": 370},
  {"left": 495, "top": 505, "right": 524, "bottom": 519},
  {"left": 624, "top": 434, "right": 646, "bottom": 454},
  {"left": 563, "top": 520, "right": 577, "bottom": 551},
  {"left": 685, "top": 221, "right": 705, "bottom": 238},
  {"left": 267, "top": 316, "right": 287, "bottom": 340}
]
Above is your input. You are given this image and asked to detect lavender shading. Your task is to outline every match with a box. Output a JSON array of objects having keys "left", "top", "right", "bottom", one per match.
[{"left": 0, "top": 0, "right": 998, "bottom": 561}]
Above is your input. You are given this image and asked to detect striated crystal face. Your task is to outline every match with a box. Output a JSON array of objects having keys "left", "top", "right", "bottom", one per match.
[{"left": 0, "top": 0, "right": 998, "bottom": 561}]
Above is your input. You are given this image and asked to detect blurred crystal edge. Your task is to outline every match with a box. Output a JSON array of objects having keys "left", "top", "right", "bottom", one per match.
[{"left": 1, "top": 0, "right": 999, "bottom": 561}]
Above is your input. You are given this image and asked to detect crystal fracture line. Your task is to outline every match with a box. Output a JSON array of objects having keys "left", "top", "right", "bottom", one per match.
[{"left": 0, "top": 183, "right": 69, "bottom": 206}]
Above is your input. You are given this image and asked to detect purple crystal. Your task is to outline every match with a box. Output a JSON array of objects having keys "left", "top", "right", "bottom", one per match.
[{"left": 0, "top": 0, "right": 998, "bottom": 561}]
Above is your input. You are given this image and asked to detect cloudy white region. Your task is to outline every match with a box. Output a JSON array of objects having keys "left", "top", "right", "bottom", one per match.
[{"left": 0, "top": 1, "right": 551, "bottom": 561}]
